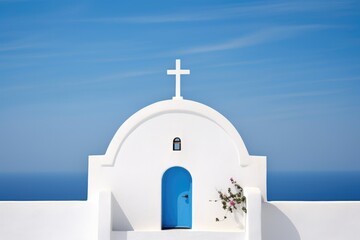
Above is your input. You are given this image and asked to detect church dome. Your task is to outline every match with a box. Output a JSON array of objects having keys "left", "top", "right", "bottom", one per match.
[{"left": 102, "top": 99, "right": 250, "bottom": 167}]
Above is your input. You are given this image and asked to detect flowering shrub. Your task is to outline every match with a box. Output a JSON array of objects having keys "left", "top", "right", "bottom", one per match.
[{"left": 210, "top": 178, "right": 247, "bottom": 222}]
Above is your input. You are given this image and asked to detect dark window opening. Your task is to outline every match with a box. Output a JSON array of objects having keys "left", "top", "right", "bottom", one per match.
[{"left": 173, "top": 137, "right": 181, "bottom": 151}]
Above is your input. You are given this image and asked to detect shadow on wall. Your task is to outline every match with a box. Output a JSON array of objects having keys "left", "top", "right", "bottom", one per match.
[
  {"left": 112, "top": 195, "right": 134, "bottom": 231},
  {"left": 262, "top": 203, "right": 300, "bottom": 240}
]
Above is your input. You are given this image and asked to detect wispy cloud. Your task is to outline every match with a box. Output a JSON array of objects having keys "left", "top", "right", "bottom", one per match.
[
  {"left": 0, "top": 0, "right": 30, "bottom": 3},
  {"left": 178, "top": 24, "right": 329, "bottom": 54},
  {"left": 71, "top": 1, "right": 354, "bottom": 24},
  {"left": 292, "top": 76, "right": 360, "bottom": 87},
  {"left": 236, "top": 89, "right": 346, "bottom": 121},
  {"left": 227, "top": 1, "right": 353, "bottom": 15},
  {"left": 92, "top": 70, "right": 160, "bottom": 83},
  {"left": 0, "top": 51, "right": 74, "bottom": 60},
  {"left": 0, "top": 69, "right": 160, "bottom": 94},
  {"left": 74, "top": 14, "right": 212, "bottom": 24},
  {"left": 0, "top": 35, "right": 53, "bottom": 53},
  {"left": 251, "top": 101, "right": 349, "bottom": 121},
  {"left": 207, "top": 59, "right": 275, "bottom": 68},
  {"left": 266, "top": 89, "right": 342, "bottom": 99},
  {"left": 320, "top": 76, "right": 360, "bottom": 82},
  {"left": 0, "top": 43, "right": 37, "bottom": 52}
]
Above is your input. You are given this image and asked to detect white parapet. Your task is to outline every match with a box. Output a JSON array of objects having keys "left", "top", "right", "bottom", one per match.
[
  {"left": 0, "top": 200, "right": 97, "bottom": 240},
  {"left": 263, "top": 201, "right": 360, "bottom": 240},
  {"left": 98, "top": 191, "right": 113, "bottom": 240},
  {"left": 244, "top": 187, "right": 262, "bottom": 240}
]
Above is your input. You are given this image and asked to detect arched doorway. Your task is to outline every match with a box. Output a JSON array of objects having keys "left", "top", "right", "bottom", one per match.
[{"left": 162, "top": 166, "right": 192, "bottom": 229}]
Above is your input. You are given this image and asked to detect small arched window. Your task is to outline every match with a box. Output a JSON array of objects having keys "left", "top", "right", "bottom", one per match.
[{"left": 173, "top": 137, "right": 181, "bottom": 151}]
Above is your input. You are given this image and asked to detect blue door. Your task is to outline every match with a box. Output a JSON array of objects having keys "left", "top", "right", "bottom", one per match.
[{"left": 162, "top": 167, "right": 192, "bottom": 229}]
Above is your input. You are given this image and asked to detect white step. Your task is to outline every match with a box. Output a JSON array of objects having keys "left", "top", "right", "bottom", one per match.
[{"left": 111, "top": 230, "right": 246, "bottom": 240}]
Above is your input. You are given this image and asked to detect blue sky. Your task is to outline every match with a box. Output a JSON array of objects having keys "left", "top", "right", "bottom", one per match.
[{"left": 1, "top": 0, "right": 360, "bottom": 198}]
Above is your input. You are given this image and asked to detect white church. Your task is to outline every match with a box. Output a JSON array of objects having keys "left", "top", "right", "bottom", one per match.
[{"left": 0, "top": 60, "right": 359, "bottom": 240}]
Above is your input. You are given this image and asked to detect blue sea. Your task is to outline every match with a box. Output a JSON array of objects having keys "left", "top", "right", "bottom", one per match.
[
  {"left": 268, "top": 171, "right": 360, "bottom": 201},
  {"left": 0, "top": 171, "right": 359, "bottom": 201},
  {"left": 0, "top": 172, "right": 88, "bottom": 201}
]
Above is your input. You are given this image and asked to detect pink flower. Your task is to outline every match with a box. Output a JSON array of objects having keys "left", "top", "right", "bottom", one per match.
[{"left": 230, "top": 201, "right": 235, "bottom": 206}]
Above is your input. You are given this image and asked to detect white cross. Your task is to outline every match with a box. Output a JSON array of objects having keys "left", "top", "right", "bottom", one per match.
[{"left": 167, "top": 59, "right": 190, "bottom": 100}]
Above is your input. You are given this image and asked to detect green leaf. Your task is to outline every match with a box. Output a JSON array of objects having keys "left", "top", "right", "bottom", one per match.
[{"left": 242, "top": 207, "right": 247, "bottom": 213}]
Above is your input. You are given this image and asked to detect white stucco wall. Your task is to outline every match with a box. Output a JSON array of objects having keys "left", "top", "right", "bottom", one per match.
[
  {"left": 262, "top": 201, "right": 360, "bottom": 240},
  {"left": 0, "top": 201, "right": 97, "bottom": 240},
  {"left": 88, "top": 99, "right": 267, "bottom": 231},
  {"left": 1, "top": 198, "right": 359, "bottom": 240}
]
